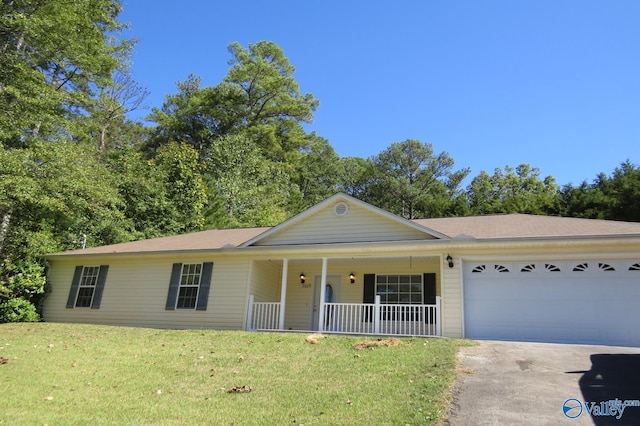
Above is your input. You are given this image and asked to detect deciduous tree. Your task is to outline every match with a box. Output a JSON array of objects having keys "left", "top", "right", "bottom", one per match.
[{"left": 0, "top": 0, "right": 131, "bottom": 145}]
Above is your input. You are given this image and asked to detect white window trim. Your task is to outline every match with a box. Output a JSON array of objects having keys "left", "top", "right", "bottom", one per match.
[
  {"left": 76, "top": 265, "right": 100, "bottom": 308},
  {"left": 375, "top": 273, "right": 424, "bottom": 305},
  {"left": 176, "top": 263, "right": 203, "bottom": 310}
]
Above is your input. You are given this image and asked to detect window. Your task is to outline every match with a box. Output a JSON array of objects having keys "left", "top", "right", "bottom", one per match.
[
  {"left": 598, "top": 263, "right": 615, "bottom": 271},
  {"left": 573, "top": 263, "right": 589, "bottom": 272},
  {"left": 166, "top": 262, "right": 214, "bottom": 311},
  {"left": 494, "top": 264, "right": 510, "bottom": 273},
  {"left": 177, "top": 263, "right": 202, "bottom": 309},
  {"left": 545, "top": 263, "right": 561, "bottom": 272},
  {"left": 376, "top": 274, "right": 423, "bottom": 304},
  {"left": 76, "top": 266, "right": 100, "bottom": 307},
  {"left": 521, "top": 264, "right": 536, "bottom": 272},
  {"left": 66, "top": 265, "right": 109, "bottom": 309}
]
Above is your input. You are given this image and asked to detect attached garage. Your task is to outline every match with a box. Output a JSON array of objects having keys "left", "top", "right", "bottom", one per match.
[{"left": 463, "top": 260, "right": 640, "bottom": 347}]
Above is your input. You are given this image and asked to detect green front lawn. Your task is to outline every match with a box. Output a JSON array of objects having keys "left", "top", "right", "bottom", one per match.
[{"left": 0, "top": 323, "right": 472, "bottom": 425}]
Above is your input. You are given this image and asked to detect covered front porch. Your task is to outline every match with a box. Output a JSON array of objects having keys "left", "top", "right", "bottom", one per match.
[{"left": 245, "top": 255, "right": 443, "bottom": 337}]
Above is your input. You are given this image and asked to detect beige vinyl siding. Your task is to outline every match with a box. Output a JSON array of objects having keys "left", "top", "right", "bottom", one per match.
[
  {"left": 43, "top": 255, "right": 251, "bottom": 330},
  {"left": 248, "top": 260, "right": 281, "bottom": 302},
  {"left": 254, "top": 201, "right": 434, "bottom": 246},
  {"left": 441, "top": 255, "right": 463, "bottom": 338}
]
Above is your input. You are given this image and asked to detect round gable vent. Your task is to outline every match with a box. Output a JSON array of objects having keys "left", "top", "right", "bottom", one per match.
[{"left": 334, "top": 202, "right": 349, "bottom": 216}]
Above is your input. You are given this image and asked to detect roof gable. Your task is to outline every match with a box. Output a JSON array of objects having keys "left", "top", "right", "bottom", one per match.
[{"left": 242, "top": 193, "right": 447, "bottom": 246}]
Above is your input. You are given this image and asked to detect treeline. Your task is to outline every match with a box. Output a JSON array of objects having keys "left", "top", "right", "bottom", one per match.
[{"left": 0, "top": 1, "right": 638, "bottom": 321}]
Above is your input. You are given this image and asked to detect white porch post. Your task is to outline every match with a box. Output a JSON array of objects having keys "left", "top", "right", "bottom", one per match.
[
  {"left": 317, "top": 257, "right": 328, "bottom": 332},
  {"left": 278, "top": 259, "right": 288, "bottom": 330},
  {"left": 374, "top": 295, "right": 381, "bottom": 334},
  {"left": 246, "top": 294, "right": 255, "bottom": 331},
  {"left": 436, "top": 296, "right": 441, "bottom": 336}
]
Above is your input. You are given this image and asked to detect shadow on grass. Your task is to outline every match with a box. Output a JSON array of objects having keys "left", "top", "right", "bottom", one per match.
[{"left": 577, "top": 354, "right": 640, "bottom": 425}]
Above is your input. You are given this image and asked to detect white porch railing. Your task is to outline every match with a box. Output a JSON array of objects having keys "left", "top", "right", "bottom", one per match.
[
  {"left": 246, "top": 295, "right": 281, "bottom": 331},
  {"left": 324, "top": 296, "right": 441, "bottom": 337},
  {"left": 247, "top": 294, "right": 441, "bottom": 337}
]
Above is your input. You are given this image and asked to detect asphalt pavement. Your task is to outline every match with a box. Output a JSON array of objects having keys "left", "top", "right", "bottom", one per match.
[{"left": 446, "top": 340, "right": 640, "bottom": 425}]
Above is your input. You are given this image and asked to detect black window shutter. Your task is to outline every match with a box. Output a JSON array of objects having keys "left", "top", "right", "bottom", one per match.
[
  {"left": 196, "top": 262, "right": 214, "bottom": 311},
  {"left": 423, "top": 273, "right": 436, "bottom": 304},
  {"left": 90, "top": 265, "right": 109, "bottom": 309},
  {"left": 363, "top": 274, "right": 375, "bottom": 322},
  {"left": 66, "top": 266, "right": 84, "bottom": 308},
  {"left": 363, "top": 274, "right": 376, "bottom": 303},
  {"left": 165, "top": 263, "right": 182, "bottom": 310},
  {"left": 423, "top": 273, "right": 437, "bottom": 324}
]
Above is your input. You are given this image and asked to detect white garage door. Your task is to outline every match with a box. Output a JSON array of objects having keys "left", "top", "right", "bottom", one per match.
[{"left": 463, "top": 260, "right": 640, "bottom": 347}]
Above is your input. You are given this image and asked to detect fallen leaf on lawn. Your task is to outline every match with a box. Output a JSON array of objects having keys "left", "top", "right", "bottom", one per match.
[
  {"left": 0, "top": 357, "right": 9, "bottom": 364},
  {"left": 227, "top": 385, "right": 252, "bottom": 393},
  {"left": 352, "top": 338, "right": 402, "bottom": 349},
  {"left": 305, "top": 333, "right": 326, "bottom": 344}
]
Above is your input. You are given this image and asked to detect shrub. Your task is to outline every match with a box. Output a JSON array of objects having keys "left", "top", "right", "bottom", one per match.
[{"left": 0, "top": 298, "right": 40, "bottom": 323}]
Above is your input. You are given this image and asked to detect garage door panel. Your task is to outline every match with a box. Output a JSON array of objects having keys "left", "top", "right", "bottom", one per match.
[
  {"left": 464, "top": 261, "right": 640, "bottom": 347},
  {"left": 548, "top": 327, "right": 576, "bottom": 342}
]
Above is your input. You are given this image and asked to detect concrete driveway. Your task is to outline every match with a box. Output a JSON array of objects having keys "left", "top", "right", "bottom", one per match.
[{"left": 446, "top": 341, "right": 640, "bottom": 425}]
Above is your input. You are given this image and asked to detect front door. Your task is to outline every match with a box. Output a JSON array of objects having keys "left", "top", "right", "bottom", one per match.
[{"left": 311, "top": 275, "right": 341, "bottom": 330}]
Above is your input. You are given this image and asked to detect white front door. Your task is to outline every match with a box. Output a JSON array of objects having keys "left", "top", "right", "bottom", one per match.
[{"left": 311, "top": 275, "right": 341, "bottom": 330}]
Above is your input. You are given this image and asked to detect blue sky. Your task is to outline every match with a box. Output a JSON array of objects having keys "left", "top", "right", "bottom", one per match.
[{"left": 119, "top": 1, "right": 640, "bottom": 187}]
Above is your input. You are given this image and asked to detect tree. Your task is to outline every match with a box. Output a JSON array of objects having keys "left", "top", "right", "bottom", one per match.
[
  {"left": 288, "top": 133, "right": 342, "bottom": 209},
  {"left": 0, "top": 141, "right": 134, "bottom": 321},
  {"left": 337, "top": 156, "right": 374, "bottom": 200},
  {"left": 205, "top": 134, "right": 293, "bottom": 227},
  {"left": 562, "top": 161, "right": 640, "bottom": 222},
  {"left": 154, "top": 142, "right": 208, "bottom": 232},
  {"left": 146, "top": 41, "right": 330, "bottom": 222},
  {"left": 147, "top": 41, "right": 319, "bottom": 159},
  {"left": 0, "top": 0, "right": 131, "bottom": 145},
  {"left": 147, "top": 74, "right": 216, "bottom": 153},
  {"left": 603, "top": 161, "right": 640, "bottom": 222},
  {"left": 466, "top": 164, "right": 560, "bottom": 215},
  {"left": 560, "top": 180, "right": 608, "bottom": 220},
  {"left": 0, "top": 0, "right": 133, "bottom": 322},
  {"left": 368, "top": 139, "right": 470, "bottom": 218},
  {"left": 86, "top": 69, "right": 149, "bottom": 158},
  {"left": 219, "top": 41, "right": 319, "bottom": 158},
  {"left": 109, "top": 143, "right": 208, "bottom": 238}
]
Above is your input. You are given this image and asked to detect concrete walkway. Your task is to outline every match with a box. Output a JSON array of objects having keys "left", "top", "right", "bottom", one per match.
[{"left": 446, "top": 341, "right": 640, "bottom": 425}]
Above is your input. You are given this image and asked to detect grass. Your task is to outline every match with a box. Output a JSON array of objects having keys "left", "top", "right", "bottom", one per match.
[{"left": 0, "top": 323, "right": 473, "bottom": 425}]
